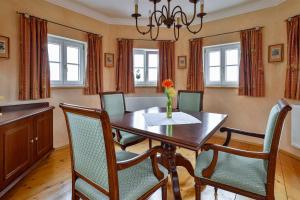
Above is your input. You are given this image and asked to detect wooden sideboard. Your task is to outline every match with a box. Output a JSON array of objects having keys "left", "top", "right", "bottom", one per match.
[{"left": 0, "top": 102, "right": 54, "bottom": 197}]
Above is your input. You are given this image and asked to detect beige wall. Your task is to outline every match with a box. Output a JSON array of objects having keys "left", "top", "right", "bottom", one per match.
[{"left": 0, "top": 0, "right": 300, "bottom": 156}]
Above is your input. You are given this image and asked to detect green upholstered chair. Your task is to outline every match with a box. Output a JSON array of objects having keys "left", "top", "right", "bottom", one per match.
[
  {"left": 60, "top": 103, "right": 168, "bottom": 200},
  {"left": 194, "top": 99, "right": 292, "bottom": 200},
  {"left": 100, "top": 92, "right": 151, "bottom": 150},
  {"left": 177, "top": 90, "right": 203, "bottom": 113},
  {"left": 177, "top": 90, "right": 204, "bottom": 159}
]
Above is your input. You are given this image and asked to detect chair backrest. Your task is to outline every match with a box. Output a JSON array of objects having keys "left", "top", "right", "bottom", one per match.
[
  {"left": 263, "top": 100, "right": 291, "bottom": 191},
  {"left": 60, "top": 103, "right": 119, "bottom": 199},
  {"left": 100, "top": 92, "right": 126, "bottom": 116},
  {"left": 177, "top": 90, "right": 203, "bottom": 112},
  {"left": 263, "top": 100, "right": 291, "bottom": 153}
]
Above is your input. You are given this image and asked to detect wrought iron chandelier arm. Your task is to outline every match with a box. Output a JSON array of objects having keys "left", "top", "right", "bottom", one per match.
[
  {"left": 152, "top": 10, "right": 165, "bottom": 26},
  {"left": 171, "top": 6, "right": 188, "bottom": 25},
  {"left": 186, "top": 16, "right": 204, "bottom": 34},
  {"left": 172, "top": 9, "right": 189, "bottom": 26},
  {"left": 173, "top": 23, "right": 180, "bottom": 41},
  {"left": 150, "top": 23, "right": 160, "bottom": 40},
  {"left": 134, "top": 17, "right": 151, "bottom": 35}
]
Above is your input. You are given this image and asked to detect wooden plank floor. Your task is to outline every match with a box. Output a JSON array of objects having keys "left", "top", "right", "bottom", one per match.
[{"left": 2, "top": 137, "right": 300, "bottom": 200}]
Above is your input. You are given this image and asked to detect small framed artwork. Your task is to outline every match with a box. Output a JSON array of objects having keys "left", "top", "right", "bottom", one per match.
[
  {"left": 0, "top": 36, "right": 9, "bottom": 59},
  {"left": 268, "top": 44, "right": 284, "bottom": 63},
  {"left": 105, "top": 53, "right": 114, "bottom": 68},
  {"left": 178, "top": 56, "right": 187, "bottom": 69}
]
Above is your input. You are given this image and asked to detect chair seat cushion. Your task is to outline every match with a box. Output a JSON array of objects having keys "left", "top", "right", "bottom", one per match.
[
  {"left": 112, "top": 128, "right": 145, "bottom": 145},
  {"left": 75, "top": 151, "right": 168, "bottom": 200},
  {"left": 195, "top": 150, "right": 267, "bottom": 196}
]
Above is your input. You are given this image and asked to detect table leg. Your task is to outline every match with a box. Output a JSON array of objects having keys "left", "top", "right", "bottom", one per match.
[
  {"left": 160, "top": 143, "right": 182, "bottom": 200},
  {"left": 159, "top": 143, "right": 194, "bottom": 200}
]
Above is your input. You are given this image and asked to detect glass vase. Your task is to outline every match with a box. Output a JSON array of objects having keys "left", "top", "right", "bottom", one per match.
[{"left": 166, "top": 98, "right": 172, "bottom": 118}]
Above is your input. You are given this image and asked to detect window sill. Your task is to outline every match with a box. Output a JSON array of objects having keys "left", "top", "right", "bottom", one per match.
[
  {"left": 51, "top": 85, "right": 85, "bottom": 89},
  {"left": 205, "top": 86, "right": 238, "bottom": 89},
  {"left": 135, "top": 85, "right": 157, "bottom": 88}
]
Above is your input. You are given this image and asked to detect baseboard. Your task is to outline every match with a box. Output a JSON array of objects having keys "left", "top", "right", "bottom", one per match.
[
  {"left": 279, "top": 149, "right": 300, "bottom": 161},
  {"left": 54, "top": 144, "right": 69, "bottom": 151},
  {"left": 212, "top": 135, "right": 300, "bottom": 161}
]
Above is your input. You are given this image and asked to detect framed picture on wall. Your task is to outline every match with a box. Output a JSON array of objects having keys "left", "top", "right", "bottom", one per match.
[
  {"left": 268, "top": 44, "right": 284, "bottom": 63},
  {"left": 105, "top": 53, "right": 114, "bottom": 67},
  {"left": 0, "top": 36, "right": 9, "bottom": 59},
  {"left": 178, "top": 56, "right": 187, "bottom": 69}
]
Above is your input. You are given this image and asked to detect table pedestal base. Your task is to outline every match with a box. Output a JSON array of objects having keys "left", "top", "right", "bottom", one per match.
[{"left": 159, "top": 143, "right": 195, "bottom": 200}]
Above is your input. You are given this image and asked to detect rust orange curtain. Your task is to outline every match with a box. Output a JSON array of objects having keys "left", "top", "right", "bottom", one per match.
[
  {"left": 239, "top": 28, "right": 265, "bottom": 97},
  {"left": 84, "top": 34, "right": 103, "bottom": 95},
  {"left": 19, "top": 14, "right": 50, "bottom": 100},
  {"left": 116, "top": 39, "right": 135, "bottom": 93},
  {"left": 285, "top": 16, "right": 300, "bottom": 100},
  {"left": 187, "top": 38, "right": 204, "bottom": 91},
  {"left": 157, "top": 41, "right": 175, "bottom": 92}
]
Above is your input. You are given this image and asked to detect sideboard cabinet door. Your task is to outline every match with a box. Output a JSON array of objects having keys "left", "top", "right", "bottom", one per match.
[
  {"left": 0, "top": 118, "right": 33, "bottom": 186},
  {"left": 33, "top": 110, "right": 53, "bottom": 161}
]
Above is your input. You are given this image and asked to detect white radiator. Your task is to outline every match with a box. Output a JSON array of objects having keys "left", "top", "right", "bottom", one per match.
[
  {"left": 292, "top": 104, "right": 300, "bottom": 149},
  {"left": 125, "top": 96, "right": 167, "bottom": 111}
]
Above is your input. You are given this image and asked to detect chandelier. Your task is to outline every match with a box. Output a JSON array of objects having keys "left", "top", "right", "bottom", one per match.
[{"left": 131, "top": 0, "right": 207, "bottom": 41}]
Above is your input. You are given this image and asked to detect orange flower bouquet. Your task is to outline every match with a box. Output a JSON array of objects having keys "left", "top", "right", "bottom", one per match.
[{"left": 162, "top": 79, "right": 176, "bottom": 118}]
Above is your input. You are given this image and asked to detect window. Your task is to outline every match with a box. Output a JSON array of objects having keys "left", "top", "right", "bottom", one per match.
[
  {"left": 48, "top": 35, "right": 85, "bottom": 87},
  {"left": 133, "top": 49, "right": 159, "bottom": 86},
  {"left": 204, "top": 43, "right": 240, "bottom": 87}
]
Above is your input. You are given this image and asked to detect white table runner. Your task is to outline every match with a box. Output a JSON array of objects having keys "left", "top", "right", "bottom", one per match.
[{"left": 143, "top": 112, "right": 201, "bottom": 126}]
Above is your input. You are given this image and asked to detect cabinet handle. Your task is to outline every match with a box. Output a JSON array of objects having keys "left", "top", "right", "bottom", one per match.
[
  {"left": 30, "top": 139, "right": 34, "bottom": 144},
  {"left": 35, "top": 137, "right": 38, "bottom": 141}
]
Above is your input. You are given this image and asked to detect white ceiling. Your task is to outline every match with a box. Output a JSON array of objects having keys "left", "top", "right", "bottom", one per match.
[{"left": 46, "top": 0, "right": 286, "bottom": 25}]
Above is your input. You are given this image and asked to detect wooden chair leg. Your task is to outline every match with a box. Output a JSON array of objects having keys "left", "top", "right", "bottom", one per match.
[
  {"left": 149, "top": 139, "right": 152, "bottom": 149},
  {"left": 214, "top": 187, "right": 218, "bottom": 198},
  {"left": 72, "top": 192, "right": 80, "bottom": 200},
  {"left": 161, "top": 182, "right": 167, "bottom": 200},
  {"left": 195, "top": 179, "right": 201, "bottom": 200},
  {"left": 195, "top": 150, "right": 198, "bottom": 160},
  {"left": 75, "top": 194, "right": 80, "bottom": 200}
]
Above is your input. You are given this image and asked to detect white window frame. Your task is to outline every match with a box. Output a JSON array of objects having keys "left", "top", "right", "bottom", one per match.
[
  {"left": 204, "top": 43, "right": 241, "bottom": 88},
  {"left": 48, "top": 35, "right": 86, "bottom": 87},
  {"left": 133, "top": 48, "right": 159, "bottom": 87}
]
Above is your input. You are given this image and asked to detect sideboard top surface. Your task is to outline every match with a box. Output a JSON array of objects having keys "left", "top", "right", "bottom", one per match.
[{"left": 0, "top": 103, "right": 54, "bottom": 126}]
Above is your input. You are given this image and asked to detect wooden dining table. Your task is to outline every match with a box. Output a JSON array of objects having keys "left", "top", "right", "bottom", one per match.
[{"left": 110, "top": 107, "right": 227, "bottom": 200}]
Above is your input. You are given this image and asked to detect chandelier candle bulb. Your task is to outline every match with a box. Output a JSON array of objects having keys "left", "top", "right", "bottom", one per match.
[
  {"left": 134, "top": 0, "right": 139, "bottom": 14},
  {"left": 177, "top": 17, "right": 180, "bottom": 25}
]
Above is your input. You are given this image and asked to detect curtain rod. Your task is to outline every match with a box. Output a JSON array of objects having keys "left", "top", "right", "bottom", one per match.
[
  {"left": 117, "top": 38, "right": 174, "bottom": 42},
  {"left": 189, "top": 26, "right": 264, "bottom": 41},
  {"left": 286, "top": 14, "right": 300, "bottom": 21},
  {"left": 16, "top": 11, "right": 102, "bottom": 36}
]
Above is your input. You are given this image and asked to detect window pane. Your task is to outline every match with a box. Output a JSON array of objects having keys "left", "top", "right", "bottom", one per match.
[
  {"left": 148, "top": 68, "right": 157, "bottom": 82},
  {"left": 48, "top": 43, "right": 60, "bottom": 62},
  {"left": 209, "top": 67, "right": 220, "bottom": 82},
  {"left": 226, "top": 49, "right": 239, "bottom": 65},
  {"left": 134, "top": 68, "right": 144, "bottom": 82},
  {"left": 67, "top": 46, "right": 79, "bottom": 64},
  {"left": 226, "top": 65, "right": 239, "bottom": 82},
  {"left": 67, "top": 64, "right": 79, "bottom": 81},
  {"left": 148, "top": 54, "right": 158, "bottom": 68},
  {"left": 50, "top": 62, "right": 60, "bottom": 81},
  {"left": 134, "top": 54, "right": 144, "bottom": 67},
  {"left": 209, "top": 51, "right": 220, "bottom": 66}
]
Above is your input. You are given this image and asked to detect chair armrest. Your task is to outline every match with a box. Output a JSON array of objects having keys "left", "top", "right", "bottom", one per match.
[
  {"left": 220, "top": 127, "right": 265, "bottom": 146},
  {"left": 115, "top": 129, "right": 122, "bottom": 141},
  {"left": 116, "top": 146, "right": 164, "bottom": 180},
  {"left": 201, "top": 143, "right": 269, "bottom": 179},
  {"left": 203, "top": 144, "right": 269, "bottom": 159}
]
